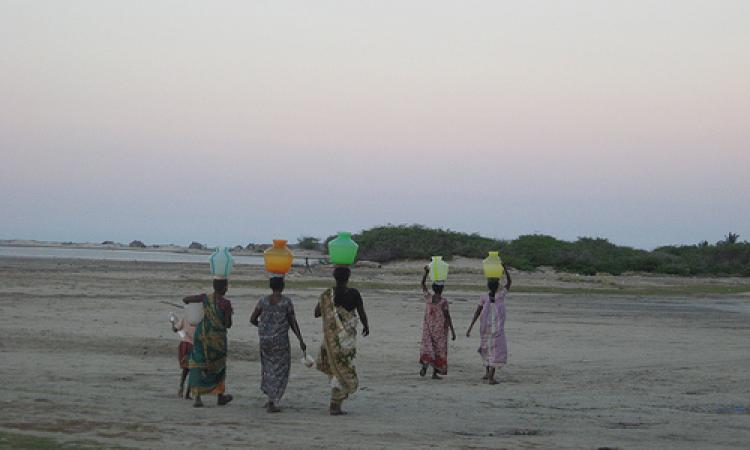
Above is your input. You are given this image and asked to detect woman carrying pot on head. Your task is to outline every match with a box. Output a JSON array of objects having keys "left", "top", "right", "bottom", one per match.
[
  {"left": 314, "top": 267, "right": 370, "bottom": 415},
  {"left": 183, "top": 277, "right": 234, "bottom": 407},
  {"left": 419, "top": 265, "right": 456, "bottom": 379},
  {"left": 466, "top": 263, "right": 511, "bottom": 385},
  {"left": 250, "top": 276, "right": 306, "bottom": 413}
]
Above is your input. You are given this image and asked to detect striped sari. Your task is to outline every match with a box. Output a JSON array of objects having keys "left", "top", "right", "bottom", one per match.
[
  {"left": 316, "top": 288, "right": 359, "bottom": 403},
  {"left": 188, "top": 294, "right": 229, "bottom": 396}
]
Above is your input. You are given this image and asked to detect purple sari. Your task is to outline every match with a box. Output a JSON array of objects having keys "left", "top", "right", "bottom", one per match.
[{"left": 478, "top": 289, "right": 508, "bottom": 367}]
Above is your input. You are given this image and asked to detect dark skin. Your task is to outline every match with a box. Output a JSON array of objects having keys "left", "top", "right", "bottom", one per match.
[
  {"left": 466, "top": 264, "right": 511, "bottom": 385},
  {"left": 420, "top": 266, "right": 456, "bottom": 379},
  {"left": 314, "top": 291, "right": 370, "bottom": 337},
  {"left": 314, "top": 272, "right": 369, "bottom": 415},
  {"left": 183, "top": 285, "right": 233, "bottom": 407},
  {"left": 250, "top": 287, "right": 307, "bottom": 413}
]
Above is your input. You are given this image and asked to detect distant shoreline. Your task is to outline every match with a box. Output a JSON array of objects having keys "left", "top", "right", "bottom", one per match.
[{"left": 0, "top": 239, "right": 325, "bottom": 258}]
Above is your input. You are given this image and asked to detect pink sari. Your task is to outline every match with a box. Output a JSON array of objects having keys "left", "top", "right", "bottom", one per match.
[
  {"left": 478, "top": 289, "right": 508, "bottom": 367},
  {"left": 419, "top": 293, "right": 449, "bottom": 375}
]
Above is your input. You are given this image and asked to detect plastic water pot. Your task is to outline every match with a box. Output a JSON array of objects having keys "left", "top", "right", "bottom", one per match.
[
  {"left": 483, "top": 251, "right": 504, "bottom": 279},
  {"left": 264, "top": 239, "right": 294, "bottom": 274},
  {"left": 328, "top": 232, "right": 359, "bottom": 265},
  {"left": 186, "top": 302, "right": 204, "bottom": 325},
  {"left": 209, "top": 247, "right": 234, "bottom": 278},
  {"left": 429, "top": 256, "right": 449, "bottom": 282}
]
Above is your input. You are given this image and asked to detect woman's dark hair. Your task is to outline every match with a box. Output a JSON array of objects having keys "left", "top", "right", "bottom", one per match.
[
  {"left": 269, "top": 277, "right": 285, "bottom": 292},
  {"left": 432, "top": 283, "right": 444, "bottom": 295},
  {"left": 333, "top": 267, "right": 351, "bottom": 301},
  {"left": 487, "top": 278, "right": 500, "bottom": 302},
  {"left": 213, "top": 278, "right": 228, "bottom": 295}
]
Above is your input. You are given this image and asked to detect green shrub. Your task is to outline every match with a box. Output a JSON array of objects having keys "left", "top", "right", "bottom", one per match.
[
  {"left": 322, "top": 225, "right": 749, "bottom": 277},
  {"left": 297, "top": 236, "right": 321, "bottom": 250}
]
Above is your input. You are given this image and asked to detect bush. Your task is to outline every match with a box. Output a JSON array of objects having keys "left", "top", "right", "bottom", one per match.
[
  {"left": 329, "top": 225, "right": 750, "bottom": 277},
  {"left": 297, "top": 236, "right": 321, "bottom": 250},
  {"left": 325, "top": 225, "right": 498, "bottom": 262}
]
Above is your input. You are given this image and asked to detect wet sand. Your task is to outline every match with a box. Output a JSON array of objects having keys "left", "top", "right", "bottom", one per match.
[{"left": 0, "top": 257, "right": 748, "bottom": 449}]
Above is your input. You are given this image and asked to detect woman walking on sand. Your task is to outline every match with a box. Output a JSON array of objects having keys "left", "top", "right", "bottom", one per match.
[
  {"left": 466, "top": 263, "right": 511, "bottom": 384},
  {"left": 250, "top": 276, "right": 306, "bottom": 413},
  {"left": 314, "top": 267, "right": 370, "bottom": 415},
  {"left": 183, "top": 278, "right": 234, "bottom": 407},
  {"left": 419, "top": 266, "right": 456, "bottom": 379}
]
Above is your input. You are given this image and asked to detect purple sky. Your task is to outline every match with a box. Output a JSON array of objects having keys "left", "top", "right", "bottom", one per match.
[{"left": 1, "top": 1, "right": 748, "bottom": 249}]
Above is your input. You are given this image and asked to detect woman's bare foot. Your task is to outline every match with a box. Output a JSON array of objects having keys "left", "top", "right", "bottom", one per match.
[
  {"left": 267, "top": 402, "right": 281, "bottom": 413},
  {"left": 330, "top": 402, "right": 347, "bottom": 415},
  {"left": 217, "top": 394, "right": 233, "bottom": 406},
  {"left": 193, "top": 396, "right": 204, "bottom": 408}
]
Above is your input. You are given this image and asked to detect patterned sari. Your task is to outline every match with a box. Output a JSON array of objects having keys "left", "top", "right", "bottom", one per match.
[
  {"left": 188, "top": 294, "right": 229, "bottom": 395},
  {"left": 419, "top": 293, "right": 449, "bottom": 374},
  {"left": 478, "top": 289, "right": 508, "bottom": 367},
  {"left": 316, "top": 288, "right": 359, "bottom": 403},
  {"left": 257, "top": 295, "right": 293, "bottom": 404}
]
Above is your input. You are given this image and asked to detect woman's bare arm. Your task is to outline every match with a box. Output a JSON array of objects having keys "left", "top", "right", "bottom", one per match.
[
  {"left": 356, "top": 303, "right": 370, "bottom": 337},
  {"left": 466, "top": 305, "right": 483, "bottom": 337},
  {"left": 288, "top": 312, "right": 306, "bottom": 352},
  {"left": 183, "top": 294, "right": 204, "bottom": 304},
  {"left": 225, "top": 309, "right": 233, "bottom": 329},
  {"left": 421, "top": 265, "right": 430, "bottom": 294},
  {"left": 445, "top": 310, "right": 456, "bottom": 340},
  {"left": 249, "top": 306, "right": 261, "bottom": 327}
]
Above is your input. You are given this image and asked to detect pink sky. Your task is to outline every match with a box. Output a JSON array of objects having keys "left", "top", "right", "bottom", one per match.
[{"left": 1, "top": 1, "right": 748, "bottom": 248}]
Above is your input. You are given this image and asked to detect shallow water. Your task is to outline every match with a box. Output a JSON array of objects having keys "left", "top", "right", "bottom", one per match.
[{"left": 0, "top": 245, "right": 309, "bottom": 266}]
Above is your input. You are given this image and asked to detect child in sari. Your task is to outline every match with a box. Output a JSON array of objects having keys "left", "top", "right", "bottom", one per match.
[
  {"left": 467, "top": 264, "right": 511, "bottom": 384},
  {"left": 419, "top": 266, "right": 456, "bottom": 379}
]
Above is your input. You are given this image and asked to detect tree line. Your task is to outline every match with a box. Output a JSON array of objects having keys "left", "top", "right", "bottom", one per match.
[{"left": 315, "top": 225, "right": 750, "bottom": 276}]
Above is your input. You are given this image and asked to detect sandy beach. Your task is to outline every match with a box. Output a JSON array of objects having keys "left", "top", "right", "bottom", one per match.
[{"left": 1, "top": 256, "right": 749, "bottom": 449}]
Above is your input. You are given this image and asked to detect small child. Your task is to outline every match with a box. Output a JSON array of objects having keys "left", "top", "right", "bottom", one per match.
[
  {"left": 466, "top": 264, "right": 511, "bottom": 384},
  {"left": 170, "top": 312, "right": 195, "bottom": 399},
  {"left": 419, "top": 266, "right": 456, "bottom": 379}
]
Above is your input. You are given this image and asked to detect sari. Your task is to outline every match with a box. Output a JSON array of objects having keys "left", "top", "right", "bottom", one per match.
[
  {"left": 316, "top": 288, "right": 359, "bottom": 403},
  {"left": 477, "top": 289, "right": 508, "bottom": 367},
  {"left": 188, "top": 294, "right": 230, "bottom": 395},
  {"left": 419, "top": 293, "right": 449, "bottom": 375},
  {"left": 257, "top": 295, "right": 293, "bottom": 404}
]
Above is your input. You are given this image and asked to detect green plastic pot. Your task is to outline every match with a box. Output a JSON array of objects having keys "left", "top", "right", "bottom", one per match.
[{"left": 328, "top": 231, "right": 358, "bottom": 265}]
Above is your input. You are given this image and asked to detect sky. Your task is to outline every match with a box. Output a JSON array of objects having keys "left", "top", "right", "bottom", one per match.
[{"left": 1, "top": 0, "right": 748, "bottom": 249}]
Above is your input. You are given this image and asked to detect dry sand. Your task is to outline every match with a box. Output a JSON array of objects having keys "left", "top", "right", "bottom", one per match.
[{"left": 0, "top": 256, "right": 748, "bottom": 449}]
